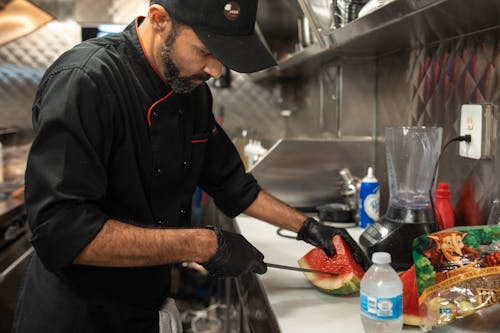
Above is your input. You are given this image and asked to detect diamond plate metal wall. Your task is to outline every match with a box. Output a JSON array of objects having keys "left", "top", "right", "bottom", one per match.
[
  {"left": 0, "top": 0, "right": 147, "bottom": 141},
  {"left": 0, "top": 21, "right": 80, "bottom": 140},
  {"left": 231, "top": 26, "right": 499, "bottom": 226},
  {"left": 211, "top": 72, "right": 283, "bottom": 144},
  {"left": 375, "top": 28, "right": 500, "bottom": 225},
  {"left": 212, "top": 57, "right": 376, "bottom": 146}
]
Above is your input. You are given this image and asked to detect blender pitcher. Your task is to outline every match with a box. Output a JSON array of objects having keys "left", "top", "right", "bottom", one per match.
[
  {"left": 360, "top": 126, "right": 443, "bottom": 270},
  {"left": 385, "top": 126, "right": 443, "bottom": 223}
]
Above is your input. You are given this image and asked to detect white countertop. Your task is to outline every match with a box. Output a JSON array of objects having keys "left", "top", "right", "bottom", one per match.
[{"left": 235, "top": 215, "right": 420, "bottom": 333}]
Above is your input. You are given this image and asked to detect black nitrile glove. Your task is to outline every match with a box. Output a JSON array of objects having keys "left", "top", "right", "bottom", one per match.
[
  {"left": 202, "top": 226, "right": 267, "bottom": 277},
  {"left": 297, "top": 217, "right": 371, "bottom": 271}
]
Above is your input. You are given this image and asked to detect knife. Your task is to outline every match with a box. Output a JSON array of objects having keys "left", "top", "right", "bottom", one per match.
[{"left": 265, "top": 262, "right": 339, "bottom": 276}]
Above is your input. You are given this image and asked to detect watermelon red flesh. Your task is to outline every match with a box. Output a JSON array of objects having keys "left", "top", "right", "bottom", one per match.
[
  {"left": 399, "top": 265, "right": 424, "bottom": 326},
  {"left": 298, "top": 235, "right": 365, "bottom": 295}
]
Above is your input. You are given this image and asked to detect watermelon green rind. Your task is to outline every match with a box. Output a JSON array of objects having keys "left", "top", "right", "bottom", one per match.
[
  {"left": 298, "top": 259, "right": 362, "bottom": 295},
  {"left": 298, "top": 235, "right": 365, "bottom": 295}
]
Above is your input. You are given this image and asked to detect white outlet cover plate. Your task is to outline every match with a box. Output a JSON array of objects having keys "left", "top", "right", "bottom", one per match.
[{"left": 459, "top": 104, "right": 482, "bottom": 159}]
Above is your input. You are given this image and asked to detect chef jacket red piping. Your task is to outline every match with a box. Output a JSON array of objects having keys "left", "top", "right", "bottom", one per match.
[
  {"left": 147, "top": 90, "right": 175, "bottom": 126},
  {"left": 191, "top": 139, "right": 209, "bottom": 143},
  {"left": 136, "top": 18, "right": 175, "bottom": 127},
  {"left": 135, "top": 17, "right": 168, "bottom": 87}
]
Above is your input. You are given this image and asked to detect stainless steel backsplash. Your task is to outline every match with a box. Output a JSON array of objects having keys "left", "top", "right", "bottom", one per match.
[
  {"left": 374, "top": 29, "right": 500, "bottom": 226},
  {"left": 210, "top": 29, "right": 500, "bottom": 225}
]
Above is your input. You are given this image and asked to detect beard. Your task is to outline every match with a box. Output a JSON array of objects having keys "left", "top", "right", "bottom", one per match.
[{"left": 161, "top": 31, "right": 211, "bottom": 93}]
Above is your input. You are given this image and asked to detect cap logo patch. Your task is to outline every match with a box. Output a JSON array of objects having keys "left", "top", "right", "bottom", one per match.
[{"left": 224, "top": 2, "right": 240, "bottom": 21}]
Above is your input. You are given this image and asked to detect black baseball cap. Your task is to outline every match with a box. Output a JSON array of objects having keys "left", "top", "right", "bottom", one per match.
[{"left": 154, "top": 0, "right": 277, "bottom": 73}]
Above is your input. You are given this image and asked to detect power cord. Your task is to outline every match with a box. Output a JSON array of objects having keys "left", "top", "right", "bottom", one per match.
[{"left": 429, "top": 134, "right": 471, "bottom": 228}]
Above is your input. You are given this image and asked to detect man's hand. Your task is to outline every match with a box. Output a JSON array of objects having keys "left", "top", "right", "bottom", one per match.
[
  {"left": 202, "top": 226, "right": 267, "bottom": 277},
  {"left": 297, "top": 217, "right": 371, "bottom": 271}
]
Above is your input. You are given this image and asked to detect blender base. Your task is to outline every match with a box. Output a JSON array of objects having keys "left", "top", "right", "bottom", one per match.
[{"left": 359, "top": 218, "right": 438, "bottom": 271}]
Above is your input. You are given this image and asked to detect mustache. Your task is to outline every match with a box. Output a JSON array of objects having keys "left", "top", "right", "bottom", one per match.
[{"left": 184, "top": 73, "right": 212, "bottom": 82}]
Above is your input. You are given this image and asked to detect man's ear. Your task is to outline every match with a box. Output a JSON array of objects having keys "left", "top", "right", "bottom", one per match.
[{"left": 148, "top": 4, "right": 172, "bottom": 33}]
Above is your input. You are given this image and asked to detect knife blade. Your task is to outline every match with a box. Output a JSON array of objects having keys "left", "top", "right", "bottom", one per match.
[{"left": 265, "top": 262, "right": 339, "bottom": 276}]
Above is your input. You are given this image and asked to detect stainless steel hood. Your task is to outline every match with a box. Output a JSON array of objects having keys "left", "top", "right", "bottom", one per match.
[
  {"left": 75, "top": 0, "right": 149, "bottom": 26},
  {"left": 0, "top": 0, "right": 53, "bottom": 46},
  {"left": 249, "top": 138, "right": 373, "bottom": 210}
]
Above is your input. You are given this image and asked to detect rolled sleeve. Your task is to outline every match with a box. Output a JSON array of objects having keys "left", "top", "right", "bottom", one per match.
[
  {"left": 25, "top": 67, "right": 111, "bottom": 272},
  {"left": 199, "top": 123, "right": 261, "bottom": 218}
]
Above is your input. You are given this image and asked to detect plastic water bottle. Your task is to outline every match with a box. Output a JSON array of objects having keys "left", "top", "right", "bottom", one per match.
[
  {"left": 360, "top": 252, "right": 403, "bottom": 333},
  {"left": 358, "top": 167, "right": 379, "bottom": 228}
]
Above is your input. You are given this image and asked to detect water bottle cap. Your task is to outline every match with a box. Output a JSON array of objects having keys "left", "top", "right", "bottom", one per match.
[{"left": 372, "top": 252, "right": 391, "bottom": 264}]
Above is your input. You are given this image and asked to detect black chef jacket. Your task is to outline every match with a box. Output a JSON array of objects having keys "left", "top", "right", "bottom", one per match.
[{"left": 13, "top": 18, "right": 260, "bottom": 333}]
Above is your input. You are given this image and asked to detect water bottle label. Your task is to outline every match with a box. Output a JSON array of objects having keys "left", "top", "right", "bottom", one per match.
[{"left": 360, "top": 292, "right": 402, "bottom": 321}]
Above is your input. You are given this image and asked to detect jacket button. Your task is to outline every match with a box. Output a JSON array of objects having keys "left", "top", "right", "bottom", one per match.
[
  {"left": 153, "top": 168, "right": 162, "bottom": 176},
  {"left": 156, "top": 219, "right": 165, "bottom": 225},
  {"left": 180, "top": 209, "right": 186, "bottom": 215},
  {"left": 178, "top": 109, "right": 183, "bottom": 115},
  {"left": 152, "top": 111, "right": 159, "bottom": 118},
  {"left": 183, "top": 161, "right": 189, "bottom": 167}
]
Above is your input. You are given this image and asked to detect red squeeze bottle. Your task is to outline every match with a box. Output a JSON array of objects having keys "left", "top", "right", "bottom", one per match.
[{"left": 434, "top": 182, "right": 455, "bottom": 230}]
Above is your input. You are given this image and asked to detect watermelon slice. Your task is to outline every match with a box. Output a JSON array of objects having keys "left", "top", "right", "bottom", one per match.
[
  {"left": 298, "top": 235, "right": 365, "bottom": 295},
  {"left": 399, "top": 265, "right": 424, "bottom": 326}
]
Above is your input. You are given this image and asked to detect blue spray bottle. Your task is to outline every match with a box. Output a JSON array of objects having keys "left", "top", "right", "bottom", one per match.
[{"left": 359, "top": 167, "right": 380, "bottom": 228}]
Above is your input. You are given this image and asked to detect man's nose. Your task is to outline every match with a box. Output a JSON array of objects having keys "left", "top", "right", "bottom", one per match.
[{"left": 204, "top": 57, "right": 223, "bottom": 79}]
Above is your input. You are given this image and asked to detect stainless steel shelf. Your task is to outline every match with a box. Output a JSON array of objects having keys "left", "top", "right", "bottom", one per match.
[
  {"left": 249, "top": 44, "right": 324, "bottom": 82},
  {"left": 252, "top": 0, "right": 500, "bottom": 84}
]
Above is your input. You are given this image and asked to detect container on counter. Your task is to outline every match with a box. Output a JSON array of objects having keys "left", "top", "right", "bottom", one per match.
[
  {"left": 244, "top": 140, "right": 267, "bottom": 170},
  {"left": 434, "top": 182, "right": 454, "bottom": 230},
  {"left": 339, "top": 167, "right": 359, "bottom": 214},
  {"left": 360, "top": 252, "right": 403, "bottom": 333},
  {"left": 358, "top": 167, "right": 379, "bottom": 228}
]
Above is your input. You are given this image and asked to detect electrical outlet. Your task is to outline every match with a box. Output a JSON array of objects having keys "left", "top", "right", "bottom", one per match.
[{"left": 459, "top": 104, "right": 495, "bottom": 159}]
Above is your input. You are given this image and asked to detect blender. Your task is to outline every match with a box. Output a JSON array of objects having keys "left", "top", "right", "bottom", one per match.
[{"left": 360, "top": 127, "right": 443, "bottom": 270}]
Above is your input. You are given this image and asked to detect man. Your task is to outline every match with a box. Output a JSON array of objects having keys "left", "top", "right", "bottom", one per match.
[{"left": 13, "top": 1, "right": 369, "bottom": 332}]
